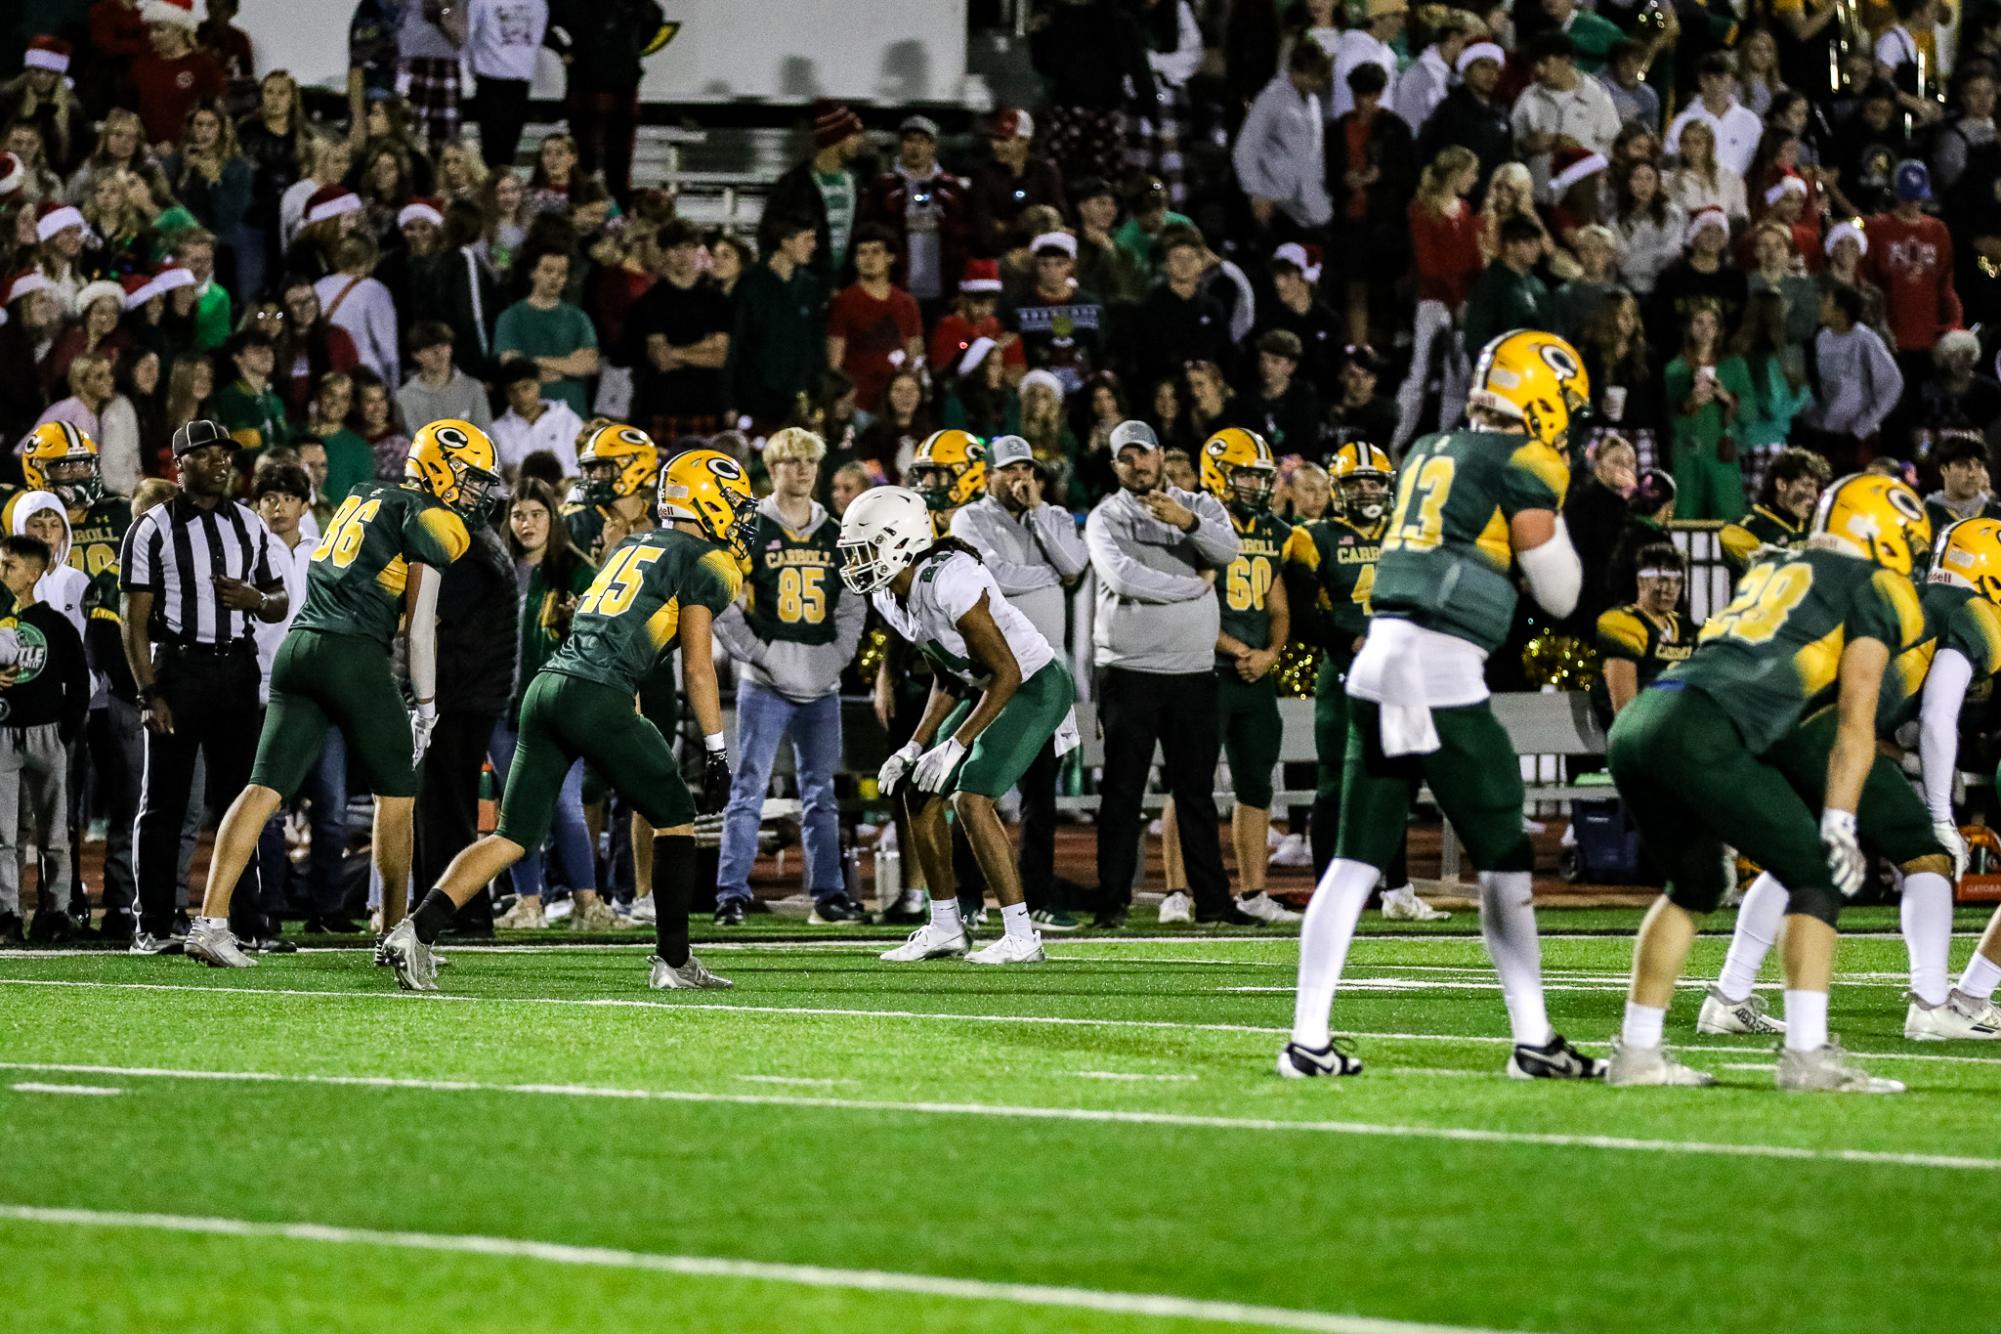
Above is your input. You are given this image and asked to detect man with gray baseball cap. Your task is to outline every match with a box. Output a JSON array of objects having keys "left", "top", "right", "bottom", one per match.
[{"left": 1084, "top": 420, "right": 1247, "bottom": 927}]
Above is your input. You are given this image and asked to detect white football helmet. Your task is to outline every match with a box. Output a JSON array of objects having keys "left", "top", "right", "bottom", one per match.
[{"left": 838, "top": 486, "right": 935, "bottom": 594}]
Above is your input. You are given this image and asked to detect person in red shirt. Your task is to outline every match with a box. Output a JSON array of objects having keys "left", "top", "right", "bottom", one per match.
[
  {"left": 1395, "top": 144, "right": 1485, "bottom": 449},
  {"left": 1864, "top": 158, "right": 1964, "bottom": 398},
  {"left": 85, "top": 0, "right": 151, "bottom": 117},
  {"left": 826, "top": 223, "right": 924, "bottom": 414},
  {"left": 928, "top": 259, "right": 1026, "bottom": 383},
  {"left": 129, "top": 0, "right": 224, "bottom": 149}
]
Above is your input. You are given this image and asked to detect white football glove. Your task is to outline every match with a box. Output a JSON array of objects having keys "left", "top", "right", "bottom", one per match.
[
  {"left": 1821, "top": 808, "right": 1865, "bottom": 898},
  {"left": 876, "top": 740, "right": 923, "bottom": 796},
  {"left": 410, "top": 700, "right": 439, "bottom": 767},
  {"left": 1934, "top": 819, "right": 1969, "bottom": 880},
  {"left": 912, "top": 736, "right": 968, "bottom": 794}
]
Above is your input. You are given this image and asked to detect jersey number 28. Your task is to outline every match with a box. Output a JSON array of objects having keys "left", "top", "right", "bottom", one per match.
[{"left": 1699, "top": 563, "right": 1813, "bottom": 646}]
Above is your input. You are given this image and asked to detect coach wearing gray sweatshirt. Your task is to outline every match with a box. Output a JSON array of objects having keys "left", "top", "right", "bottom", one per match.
[
  {"left": 1085, "top": 422, "right": 1243, "bottom": 928},
  {"left": 952, "top": 435, "right": 1089, "bottom": 921}
]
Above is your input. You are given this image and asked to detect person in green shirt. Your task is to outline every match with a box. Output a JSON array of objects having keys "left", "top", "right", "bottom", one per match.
[
  {"left": 493, "top": 248, "right": 600, "bottom": 420},
  {"left": 213, "top": 330, "right": 291, "bottom": 471},
  {"left": 1113, "top": 174, "right": 1194, "bottom": 277},
  {"left": 174, "top": 230, "right": 233, "bottom": 352},
  {"left": 302, "top": 370, "right": 377, "bottom": 504},
  {"left": 1663, "top": 299, "right": 1756, "bottom": 520},
  {"left": 1462, "top": 217, "right": 1551, "bottom": 360},
  {"left": 1545, "top": 0, "right": 1625, "bottom": 73}
]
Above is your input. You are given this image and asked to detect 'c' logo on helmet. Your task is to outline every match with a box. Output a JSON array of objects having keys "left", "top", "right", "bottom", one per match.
[
  {"left": 1887, "top": 486, "right": 1926, "bottom": 523},
  {"left": 706, "top": 456, "right": 744, "bottom": 481},
  {"left": 618, "top": 429, "right": 648, "bottom": 446},
  {"left": 436, "top": 426, "right": 468, "bottom": 449},
  {"left": 1538, "top": 343, "right": 1581, "bottom": 380}
]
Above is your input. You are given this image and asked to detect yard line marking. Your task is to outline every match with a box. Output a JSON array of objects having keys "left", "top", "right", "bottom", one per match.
[
  {"left": 8, "top": 1082, "right": 121, "bottom": 1096},
  {"left": 0, "top": 1204, "right": 1530, "bottom": 1334},
  {"left": 734, "top": 1075, "right": 853, "bottom": 1087},
  {"left": 0, "top": 1061, "right": 1993, "bottom": 1173},
  {"left": 1068, "top": 1071, "right": 1200, "bottom": 1082}
]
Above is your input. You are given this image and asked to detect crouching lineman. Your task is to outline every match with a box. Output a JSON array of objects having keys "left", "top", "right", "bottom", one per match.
[
  {"left": 1607, "top": 473, "right": 1931, "bottom": 1091},
  {"left": 1281, "top": 330, "right": 1602, "bottom": 1080},
  {"left": 841, "top": 486, "right": 1080, "bottom": 966},
  {"left": 1699, "top": 515, "right": 2001, "bottom": 1042},
  {"left": 382, "top": 450, "right": 754, "bottom": 991},
  {"left": 183, "top": 421, "right": 493, "bottom": 968}
]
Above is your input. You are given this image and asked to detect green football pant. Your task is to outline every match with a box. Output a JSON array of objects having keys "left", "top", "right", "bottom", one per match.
[
  {"left": 496, "top": 671, "right": 695, "bottom": 853},
  {"left": 248, "top": 629, "right": 416, "bottom": 799},
  {"left": 1218, "top": 668, "right": 1280, "bottom": 810},
  {"left": 1335, "top": 696, "right": 1531, "bottom": 874},
  {"left": 932, "top": 661, "right": 1076, "bottom": 799},
  {"left": 1606, "top": 683, "right": 1841, "bottom": 924},
  {"left": 1766, "top": 712, "right": 1945, "bottom": 868},
  {"left": 582, "top": 668, "right": 678, "bottom": 804},
  {"left": 1311, "top": 656, "right": 1408, "bottom": 882}
]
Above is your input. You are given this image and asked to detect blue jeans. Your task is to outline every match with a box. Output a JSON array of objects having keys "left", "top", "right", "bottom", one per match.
[
  {"left": 253, "top": 725, "right": 349, "bottom": 917},
  {"left": 716, "top": 681, "right": 843, "bottom": 905},
  {"left": 489, "top": 717, "right": 594, "bottom": 897}
]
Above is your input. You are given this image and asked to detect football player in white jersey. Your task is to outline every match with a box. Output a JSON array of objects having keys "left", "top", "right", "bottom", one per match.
[{"left": 839, "top": 486, "right": 1080, "bottom": 965}]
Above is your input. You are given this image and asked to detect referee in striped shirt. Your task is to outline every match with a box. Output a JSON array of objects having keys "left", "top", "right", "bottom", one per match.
[{"left": 119, "top": 421, "right": 289, "bottom": 955}]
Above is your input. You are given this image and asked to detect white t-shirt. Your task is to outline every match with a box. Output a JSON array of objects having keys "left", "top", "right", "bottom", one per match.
[
  {"left": 491, "top": 399, "right": 582, "bottom": 474},
  {"left": 254, "top": 530, "right": 314, "bottom": 705},
  {"left": 871, "top": 551, "right": 1053, "bottom": 690},
  {"left": 467, "top": 0, "right": 547, "bottom": 80}
]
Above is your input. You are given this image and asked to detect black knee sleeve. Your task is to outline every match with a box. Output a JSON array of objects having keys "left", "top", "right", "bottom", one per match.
[{"left": 1784, "top": 882, "right": 1843, "bottom": 928}]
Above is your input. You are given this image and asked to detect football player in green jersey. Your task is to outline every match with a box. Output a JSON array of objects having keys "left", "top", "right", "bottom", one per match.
[
  {"left": 1592, "top": 542, "right": 1695, "bottom": 721},
  {"left": 1716, "top": 447, "right": 1829, "bottom": 578},
  {"left": 383, "top": 449, "right": 754, "bottom": 992},
  {"left": 1282, "top": 329, "right": 1602, "bottom": 1081},
  {"left": 563, "top": 421, "right": 659, "bottom": 561},
  {"left": 1701, "top": 517, "right": 2001, "bottom": 1042},
  {"left": 184, "top": 420, "right": 495, "bottom": 969},
  {"left": 1606, "top": 473, "right": 1931, "bottom": 1091}
]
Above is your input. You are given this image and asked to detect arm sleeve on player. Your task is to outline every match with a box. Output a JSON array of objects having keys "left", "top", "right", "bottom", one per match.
[
  {"left": 1919, "top": 645, "right": 1974, "bottom": 824},
  {"left": 406, "top": 565, "right": 441, "bottom": 704},
  {"left": 1517, "top": 518, "right": 1582, "bottom": 618}
]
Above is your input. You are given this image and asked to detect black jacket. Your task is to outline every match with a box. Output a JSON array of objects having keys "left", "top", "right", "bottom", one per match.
[
  {"left": 1126, "top": 282, "right": 1235, "bottom": 392},
  {"left": 1030, "top": 1, "right": 1154, "bottom": 109},
  {"left": 548, "top": 0, "right": 664, "bottom": 92},
  {"left": 435, "top": 525, "right": 517, "bottom": 718},
  {"left": 1416, "top": 88, "right": 1513, "bottom": 197},
  {"left": 0, "top": 602, "right": 89, "bottom": 741}
]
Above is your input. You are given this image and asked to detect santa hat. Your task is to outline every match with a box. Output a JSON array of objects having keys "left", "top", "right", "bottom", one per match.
[
  {"left": 1548, "top": 147, "right": 1608, "bottom": 198},
  {"left": 0, "top": 153, "right": 22, "bottom": 201},
  {"left": 1763, "top": 171, "right": 1808, "bottom": 207},
  {"left": 77, "top": 279, "right": 126, "bottom": 315},
  {"left": 120, "top": 272, "right": 161, "bottom": 310},
  {"left": 1824, "top": 218, "right": 1867, "bottom": 258},
  {"left": 147, "top": 261, "right": 197, "bottom": 297},
  {"left": 35, "top": 202, "right": 85, "bottom": 242},
  {"left": 958, "top": 258, "right": 1002, "bottom": 294},
  {"left": 139, "top": 0, "right": 200, "bottom": 29},
  {"left": 1684, "top": 206, "right": 1730, "bottom": 247},
  {"left": 3, "top": 270, "right": 51, "bottom": 307},
  {"left": 1273, "top": 242, "right": 1323, "bottom": 284},
  {"left": 397, "top": 197, "right": 445, "bottom": 229},
  {"left": 1456, "top": 41, "right": 1505, "bottom": 76},
  {"left": 23, "top": 36, "right": 71, "bottom": 74},
  {"left": 955, "top": 336, "right": 998, "bottom": 377},
  {"left": 1018, "top": 369, "right": 1065, "bottom": 403},
  {"left": 1029, "top": 230, "right": 1077, "bottom": 259},
  {"left": 304, "top": 185, "right": 363, "bottom": 226}
]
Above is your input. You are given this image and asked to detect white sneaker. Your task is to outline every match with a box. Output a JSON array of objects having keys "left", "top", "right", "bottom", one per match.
[
  {"left": 380, "top": 919, "right": 438, "bottom": 991},
  {"left": 494, "top": 898, "right": 546, "bottom": 930},
  {"left": 1696, "top": 986, "right": 1786, "bottom": 1035},
  {"left": 625, "top": 896, "right": 657, "bottom": 926},
  {"left": 649, "top": 954, "right": 732, "bottom": 989},
  {"left": 1775, "top": 1040, "right": 1905, "bottom": 1093},
  {"left": 966, "top": 932, "right": 1046, "bottom": 965},
  {"left": 1905, "top": 990, "right": 2001, "bottom": 1041},
  {"left": 1157, "top": 890, "right": 1193, "bottom": 924},
  {"left": 1236, "top": 892, "right": 1302, "bottom": 924},
  {"left": 1605, "top": 1037, "right": 1715, "bottom": 1087},
  {"left": 1268, "top": 834, "right": 1313, "bottom": 869},
  {"left": 1380, "top": 886, "right": 1451, "bottom": 921},
  {"left": 880, "top": 923, "right": 970, "bottom": 962},
  {"left": 185, "top": 920, "right": 257, "bottom": 969},
  {"left": 571, "top": 895, "right": 622, "bottom": 931},
  {"left": 544, "top": 896, "right": 574, "bottom": 923}
]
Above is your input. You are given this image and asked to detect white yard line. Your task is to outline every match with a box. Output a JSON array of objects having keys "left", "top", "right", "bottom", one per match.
[
  {"left": 0, "top": 1204, "right": 1529, "bottom": 1334},
  {"left": 0, "top": 1061, "right": 1991, "bottom": 1172},
  {"left": 733, "top": 1075, "right": 853, "bottom": 1087},
  {"left": 1068, "top": 1071, "right": 1200, "bottom": 1082},
  {"left": 7, "top": 1082, "right": 121, "bottom": 1096}
]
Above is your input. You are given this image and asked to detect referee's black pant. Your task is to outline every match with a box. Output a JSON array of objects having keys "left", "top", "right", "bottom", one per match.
[
  {"left": 1094, "top": 667, "right": 1230, "bottom": 917},
  {"left": 416, "top": 710, "right": 500, "bottom": 935},
  {"left": 134, "top": 642, "right": 263, "bottom": 938}
]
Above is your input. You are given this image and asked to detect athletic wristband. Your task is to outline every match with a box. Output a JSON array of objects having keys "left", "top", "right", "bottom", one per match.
[{"left": 703, "top": 731, "right": 727, "bottom": 754}]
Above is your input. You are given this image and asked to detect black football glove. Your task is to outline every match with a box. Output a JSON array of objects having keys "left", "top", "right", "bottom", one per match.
[{"left": 701, "top": 749, "right": 731, "bottom": 815}]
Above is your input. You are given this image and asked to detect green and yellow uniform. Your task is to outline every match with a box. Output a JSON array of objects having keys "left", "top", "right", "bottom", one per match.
[
  {"left": 249, "top": 482, "right": 472, "bottom": 799},
  {"left": 498, "top": 528, "right": 741, "bottom": 852},
  {"left": 1303, "top": 512, "right": 1394, "bottom": 875},
  {"left": 1590, "top": 603, "right": 1694, "bottom": 722},
  {"left": 1925, "top": 497, "right": 2001, "bottom": 541},
  {"left": 1215, "top": 510, "right": 1316, "bottom": 810},
  {"left": 1608, "top": 548, "right": 1928, "bottom": 920},
  {"left": 1334, "top": 429, "right": 1569, "bottom": 874},
  {"left": 1717, "top": 504, "right": 1806, "bottom": 579},
  {"left": 561, "top": 494, "right": 612, "bottom": 562}
]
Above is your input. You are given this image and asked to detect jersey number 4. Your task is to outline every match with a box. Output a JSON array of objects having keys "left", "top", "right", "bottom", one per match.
[
  {"left": 311, "top": 497, "right": 382, "bottom": 569},
  {"left": 1699, "top": 563, "right": 1813, "bottom": 646},
  {"left": 1384, "top": 457, "right": 1455, "bottom": 553},
  {"left": 577, "top": 544, "right": 664, "bottom": 617}
]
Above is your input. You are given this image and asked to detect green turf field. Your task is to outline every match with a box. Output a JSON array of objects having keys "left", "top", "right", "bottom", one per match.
[{"left": 3, "top": 909, "right": 1996, "bottom": 1333}]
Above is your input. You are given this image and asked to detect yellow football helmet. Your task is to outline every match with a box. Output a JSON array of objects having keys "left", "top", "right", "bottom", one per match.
[
  {"left": 405, "top": 420, "right": 499, "bottom": 516},
  {"left": 1812, "top": 472, "right": 1932, "bottom": 576},
  {"left": 1930, "top": 517, "right": 2001, "bottom": 603},
  {"left": 22, "top": 420, "right": 102, "bottom": 506},
  {"left": 1468, "top": 329, "right": 1590, "bottom": 451},
  {"left": 1329, "top": 440, "right": 1394, "bottom": 521},
  {"left": 658, "top": 448, "right": 756, "bottom": 563},
  {"left": 910, "top": 429, "right": 987, "bottom": 512},
  {"left": 1199, "top": 428, "right": 1276, "bottom": 514},
  {"left": 578, "top": 423, "right": 661, "bottom": 504}
]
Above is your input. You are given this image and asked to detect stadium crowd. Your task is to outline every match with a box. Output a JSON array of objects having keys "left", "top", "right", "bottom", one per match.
[{"left": 0, "top": 0, "right": 1997, "bottom": 949}]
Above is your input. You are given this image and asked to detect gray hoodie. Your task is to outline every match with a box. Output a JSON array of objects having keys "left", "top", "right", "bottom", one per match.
[
  {"left": 949, "top": 494, "right": 1089, "bottom": 653},
  {"left": 1085, "top": 485, "right": 1240, "bottom": 675},
  {"left": 396, "top": 368, "right": 494, "bottom": 436},
  {"left": 715, "top": 496, "right": 866, "bottom": 703}
]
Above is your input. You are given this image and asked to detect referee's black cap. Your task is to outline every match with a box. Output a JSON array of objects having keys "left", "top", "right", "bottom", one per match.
[{"left": 171, "top": 419, "right": 236, "bottom": 457}]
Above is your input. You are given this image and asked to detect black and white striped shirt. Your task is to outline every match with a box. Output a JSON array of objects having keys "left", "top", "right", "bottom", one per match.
[{"left": 119, "top": 496, "right": 277, "bottom": 646}]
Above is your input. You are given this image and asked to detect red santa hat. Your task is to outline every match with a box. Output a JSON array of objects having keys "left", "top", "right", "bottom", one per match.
[
  {"left": 958, "top": 259, "right": 1002, "bottom": 294},
  {"left": 3, "top": 270, "right": 52, "bottom": 307},
  {"left": 23, "top": 36, "right": 71, "bottom": 74},
  {"left": 1824, "top": 218, "right": 1866, "bottom": 258},
  {"left": 955, "top": 336, "right": 998, "bottom": 377},
  {"left": 1272, "top": 241, "right": 1323, "bottom": 284},
  {"left": 304, "top": 185, "right": 363, "bottom": 226},
  {"left": 147, "top": 261, "right": 197, "bottom": 297},
  {"left": 1684, "top": 206, "right": 1730, "bottom": 247},
  {"left": 397, "top": 197, "right": 445, "bottom": 229},
  {"left": 139, "top": 0, "right": 200, "bottom": 29},
  {"left": 1762, "top": 171, "right": 1808, "bottom": 207},
  {"left": 121, "top": 272, "right": 162, "bottom": 310},
  {"left": 35, "top": 202, "right": 86, "bottom": 242},
  {"left": 1548, "top": 146, "right": 1609, "bottom": 198},
  {"left": 0, "top": 153, "right": 22, "bottom": 201}
]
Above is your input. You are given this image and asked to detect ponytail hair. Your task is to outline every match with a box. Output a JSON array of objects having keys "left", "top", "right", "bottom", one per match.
[{"left": 1416, "top": 146, "right": 1479, "bottom": 214}]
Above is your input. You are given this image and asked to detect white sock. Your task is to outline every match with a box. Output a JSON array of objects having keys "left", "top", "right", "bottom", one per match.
[
  {"left": 1900, "top": 871, "right": 1953, "bottom": 1006},
  {"left": 1478, "top": 871, "right": 1551, "bottom": 1047},
  {"left": 1382, "top": 885, "right": 1413, "bottom": 902},
  {"left": 1783, "top": 989, "right": 1829, "bottom": 1052},
  {"left": 1715, "top": 872, "right": 1786, "bottom": 1000},
  {"left": 200, "top": 915, "right": 230, "bottom": 932},
  {"left": 1289, "top": 859, "right": 1377, "bottom": 1049},
  {"left": 1621, "top": 1001, "right": 1666, "bottom": 1049},
  {"left": 930, "top": 896, "right": 962, "bottom": 935},
  {"left": 1000, "top": 901, "right": 1033, "bottom": 941},
  {"left": 1959, "top": 952, "right": 2001, "bottom": 1002}
]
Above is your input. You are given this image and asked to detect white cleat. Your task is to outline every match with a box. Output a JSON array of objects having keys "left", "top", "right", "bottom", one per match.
[
  {"left": 1268, "top": 834, "right": 1313, "bottom": 868},
  {"left": 649, "top": 954, "right": 732, "bottom": 989},
  {"left": 1157, "top": 891, "right": 1193, "bottom": 925},
  {"left": 1905, "top": 990, "right": 2001, "bottom": 1041},
  {"left": 1276, "top": 1040, "right": 1363, "bottom": 1077},
  {"left": 1605, "top": 1037, "right": 1715, "bottom": 1087},
  {"left": 1380, "top": 886, "right": 1451, "bottom": 921},
  {"left": 880, "top": 923, "right": 971, "bottom": 962},
  {"left": 624, "top": 896, "right": 658, "bottom": 926},
  {"left": 185, "top": 920, "right": 257, "bottom": 969},
  {"left": 1775, "top": 1040, "right": 1905, "bottom": 1094},
  {"left": 1236, "top": 892, "right": 1302, "bottom": 924},
  {"left": 1696, "top": 986, "right": 1786, "bottom": 1035},
  {"left": 379, "top": 919, "right": 438, "bottom": 991},
  {"left": 966, "top": 932, "right": 1046, "bottom": 965}
]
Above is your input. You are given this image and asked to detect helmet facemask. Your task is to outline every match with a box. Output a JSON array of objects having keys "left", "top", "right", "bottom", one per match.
[
  {"left": 45, "top": 454, "right": 102, "bottom": 508},
  {"left": 1340, "top": 473, "right": 1389, "bottom": 521},
  {"left": 912, "top": 464, "right": 957, "bottom": 512},
  {"left": 1228, "top": 467, "right": 1275, "bottom": 516}
]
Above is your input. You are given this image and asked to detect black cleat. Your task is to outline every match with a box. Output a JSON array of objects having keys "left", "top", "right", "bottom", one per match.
[
  {"left": 1276, "top": 1039, "right": 1364, "bottom": 1078},
  {"left": 0, "top": 911, "right": 22, "bottom": 943},
  {"left": 1090, "top": 906, "right": 1128, "bottom": 930},
  {"left": 27, "top": 911, "right": 73, "bottom": 943},
  {"left": 713, "top": 899, "right": 747, "bottom": 926},
  {"left": 808, "top": 895, "right": 867, "bottom": 925},
  {"left": 1507, "top": 1032, "right": 1606, "bottom": 1080}
]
